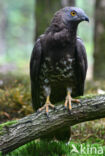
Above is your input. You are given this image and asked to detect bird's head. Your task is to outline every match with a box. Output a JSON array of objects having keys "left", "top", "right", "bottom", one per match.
[{"left": 62, "top": 7, "right": 89, "bottom": 26}]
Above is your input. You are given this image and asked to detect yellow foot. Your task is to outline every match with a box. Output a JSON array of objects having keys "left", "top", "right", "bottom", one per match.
[
  {"left": 37, "top": 96, "right": 55, "bottom": 117},
  {"left": 64, "top": 91, "right": 80, "bottom": 113}
]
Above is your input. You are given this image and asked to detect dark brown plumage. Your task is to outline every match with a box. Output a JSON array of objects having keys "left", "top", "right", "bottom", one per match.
[{"left": 30, "top": 7, "right": 89, "bottom": 141}]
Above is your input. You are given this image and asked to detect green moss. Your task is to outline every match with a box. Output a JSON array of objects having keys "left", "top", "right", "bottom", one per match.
[
  {"left": 77, "top": 94, "right": 98, "bottom": 100},
  {"left": 0, "top": 120, "right": 17, "bottom": 135},
  {"left": 0, "top": 120, "right": 17, "bottom": 130},
  {"left": 5, "top": 140, "right": 105, "bottom": 156}
]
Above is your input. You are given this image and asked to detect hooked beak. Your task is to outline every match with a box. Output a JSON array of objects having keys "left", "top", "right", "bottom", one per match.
[{"left": 81, "top": 16, "right": 89, "bottom": 22}]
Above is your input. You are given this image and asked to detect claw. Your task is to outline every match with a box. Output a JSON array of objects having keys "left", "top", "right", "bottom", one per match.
[
  {"left": 68, "top": 109, "right": 71, "bottom": 115},
  {"left": 64, "top": 105, "right": 67, "bottom": 110},
  {"left": 36, "top": 109, "right": 41, "bottom": 115},
  {"left": 36, "top": 96, "right": 55, "bottom": 117},
  {"left": 64, "top": 90, "right": 80, "bottom": 114},
  {"left": 46, "top": 112, "right": 49, "bottom": 118}
]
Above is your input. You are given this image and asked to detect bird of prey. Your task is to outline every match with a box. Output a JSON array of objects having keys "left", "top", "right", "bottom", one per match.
[{"left": 30, "top": 7, "right": 89, "bottom": 140}]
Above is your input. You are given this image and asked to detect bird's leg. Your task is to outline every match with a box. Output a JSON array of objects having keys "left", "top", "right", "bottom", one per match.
[
  {"left": 64, "top": 91, "right": 72, "bottom": 111},
  {"left": 37, "top": 96, "right": 55, "bottom": 116},
  {"left": 64, "top": 90, "right": 80, "bottom": 113}
]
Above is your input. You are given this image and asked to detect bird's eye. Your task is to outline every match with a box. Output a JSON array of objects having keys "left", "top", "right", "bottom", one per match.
[{"left": 70, "top": 11, "right": 76, "bottom": 16}]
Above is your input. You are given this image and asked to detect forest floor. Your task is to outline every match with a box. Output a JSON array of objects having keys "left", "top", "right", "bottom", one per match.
[{"left": 0, "top": 73, "right": 105, "bottom": 155}]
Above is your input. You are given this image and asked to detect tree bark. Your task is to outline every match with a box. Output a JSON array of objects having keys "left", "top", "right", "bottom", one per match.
[
  {"left": 94, "top": 0, "right": 105, "bottom": 79},
  {"left": 0, "top": 1, "right": 7, "bottom": 55},
  {"left": 35, "top": 0, "right": 61, "bottom": 39},
  {"left": 0, "top": 94, "right": 105, "bottom": 154},
  {"left": 61, "top": 0, "right": 75, "bottom": 7}
]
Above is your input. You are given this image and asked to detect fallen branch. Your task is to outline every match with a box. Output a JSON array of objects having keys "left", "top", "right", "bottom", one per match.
[{"left": 0, "top": 94, "right": 105, "bottom": 154}]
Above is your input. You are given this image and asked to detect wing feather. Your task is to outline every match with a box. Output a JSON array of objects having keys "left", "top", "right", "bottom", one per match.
[
  {"left": 30, "top": 38, "right": 42, "bottom": 111},
  {"left": 75, "top": 37, "right": 88, "bottom": 96}
]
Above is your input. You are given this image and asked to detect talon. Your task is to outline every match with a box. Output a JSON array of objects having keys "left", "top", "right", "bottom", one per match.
[
  {"left": 36, "top": 96, "right": 55, "bottom": 116},
  {"left": 64, "top": 91, "right": 72, "bottom": 112},
  {"left": 68, "top": 109, "right": 71, "bottom": 114},
  {"left": 46, "top": 112, "right": 49, "bottom": 118},
  {"left": 64, "top": 89, "right": 81, "bottom": 113}
]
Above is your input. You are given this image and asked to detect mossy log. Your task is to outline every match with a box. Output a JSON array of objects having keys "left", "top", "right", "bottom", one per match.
[{"left": 0, "top": 94, "right": 105, "bottom": 154}]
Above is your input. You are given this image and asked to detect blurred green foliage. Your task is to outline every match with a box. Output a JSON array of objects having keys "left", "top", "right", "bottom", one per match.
[
  {"left": 76, "top": 0, "right": 95, "bottom": 64},
  {"left": 35, "top": 0, "right": 61, "bottom": 38},
  {"left": 0, "top": 0, "right": 34, "bottom": 68},
  {"left": 0, "top": 0, "right": 94, "bottom": 72},
  {"left": 3, "top": 140, "right": 105, "bottom": 156}
]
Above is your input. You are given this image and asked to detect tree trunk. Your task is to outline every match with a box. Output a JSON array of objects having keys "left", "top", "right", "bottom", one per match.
[
  {"left": 0, "top": 94, "right": 105, "bottom": 154},
  {"left": 0, "top": 1, "right": 7, "bottom": 55},
  {"left": 35, "top": 0, "right": 61, "bottom": 39},
  {"left": 94, "top": 0, "right": 105, "bottom": 79},
  {"left": 61, "top": 0, "right": 75, "bottom": 7}
]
